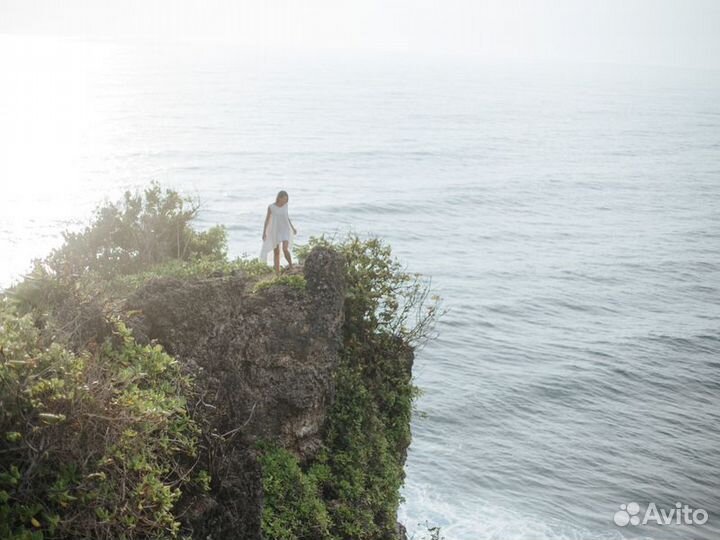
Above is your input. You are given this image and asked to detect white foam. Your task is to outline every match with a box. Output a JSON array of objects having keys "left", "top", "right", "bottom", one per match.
[{"left": 399, "top": 483, "right": 657, "bottom": 540}]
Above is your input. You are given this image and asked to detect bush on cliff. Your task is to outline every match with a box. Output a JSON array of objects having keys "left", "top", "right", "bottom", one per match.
[
  {"left": 47, "top": 181, "right": 227, "bottom": 278},
  {"left": 9, "top": 182, "right": 230, "bottom": 320},
  {"left": 257, "top": 443, "right": 333, "bottom": 540},
  {"left": 0, "top": 299, "right": 207, "bottom": 540}
]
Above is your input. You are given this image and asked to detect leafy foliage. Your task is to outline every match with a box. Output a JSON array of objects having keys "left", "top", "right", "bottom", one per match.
[
  {"left": 8, "top": 184, "right": 266, "bottom": 326},
  {"left": 296, "top": 235, "right": 439, "bottom": 348},
  {"left": 42, "top": 181, "right": 226, "bottom": 280},
  {"left": 0, "top": 300, "right": 205, "bottom": 540},
  {"left": 0, "top": 184, "right": 249, "bottom": 538},
  {"left": 257, "top": 443, "right": 334, "bottom": 540}
]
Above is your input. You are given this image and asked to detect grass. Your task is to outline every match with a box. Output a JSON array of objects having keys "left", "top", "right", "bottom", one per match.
[{"left": 252, "top": 274, "right": 307, "bottom": 294}]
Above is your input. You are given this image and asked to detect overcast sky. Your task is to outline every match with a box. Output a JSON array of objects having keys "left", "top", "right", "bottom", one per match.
[{"left": 1, "top": 0, "right": 719, "bottom": 69}]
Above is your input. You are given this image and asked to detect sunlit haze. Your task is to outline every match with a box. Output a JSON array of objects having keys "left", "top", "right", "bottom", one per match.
[
  {"left": 1, "top": 1, "right": 720, "bottom": 287},
  {"left": 1, "top": 3, "right": 720, "bottom": 538},
  {"left": 1, "top": 0, "right": 719, "bottom": 68}
]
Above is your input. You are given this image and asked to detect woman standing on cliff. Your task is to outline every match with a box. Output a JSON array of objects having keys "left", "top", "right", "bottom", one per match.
[{"left": 260, "top": 190, "right": 297, "bottom": 274}]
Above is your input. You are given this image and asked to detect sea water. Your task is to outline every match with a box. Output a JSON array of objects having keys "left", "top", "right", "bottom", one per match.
[{"left": 1, "top": 35, "right": 719, "bottom": 540}]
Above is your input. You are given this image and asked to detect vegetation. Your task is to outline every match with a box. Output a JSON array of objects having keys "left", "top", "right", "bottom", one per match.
[
  {"left": 0, "top": 302, "right": 206, "bottom": 539},
  {"left": 252, "top": 274, "right": 307, "bottom": 294},
  {"left": 8, "top": 183, "right": 239, "bottom": 317},
  {"left": 1, "top": 184, "right": 441, "bottom": 540},
  {"left": 0, "top": 185, "right": 233, "bottom": 539},
  {"left": 46, "top": 181, "right": 226, "bottom": 278},
  {"left": 257, "top": 443, "right": 333, "bottom": 540},
  {"left": 258, "top": 235, "right": 441, "bottom": 540}
]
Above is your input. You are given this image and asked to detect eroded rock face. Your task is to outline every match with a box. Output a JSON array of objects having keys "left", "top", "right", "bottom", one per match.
[
  {"left": 126, "top": 246, "right": 345, "bottom": 458},
  {"left": 123, "top": 246, "right": 346, "bottom": 538}
]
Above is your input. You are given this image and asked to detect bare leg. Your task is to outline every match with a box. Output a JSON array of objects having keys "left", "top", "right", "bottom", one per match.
[
  {"left": 273, "top": 245, "right": 281, "bottom": 275},
  {"left": 282, "top": 240, "right": 293, "bottom": 269}
]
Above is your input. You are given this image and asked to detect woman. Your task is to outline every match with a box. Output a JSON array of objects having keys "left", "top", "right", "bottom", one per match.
[{"left": 260, "top": 190, "right": 297, "bottom": 274}]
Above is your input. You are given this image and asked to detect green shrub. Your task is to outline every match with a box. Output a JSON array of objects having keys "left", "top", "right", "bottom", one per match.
[
  {"left": 0, "top": 300, "right": 205, "bottom": 539},
  {"left": 45, "top": 181, "right": 227, "bottom": 279},
  {"left": 296, "top": 235, "right": 439, "bottom": 347},
  {"left": 7, "top": 184, "right": 269, "bottom": 319},
  {"left": 257, "top": 443, "right": 334, "bottom": 540}
]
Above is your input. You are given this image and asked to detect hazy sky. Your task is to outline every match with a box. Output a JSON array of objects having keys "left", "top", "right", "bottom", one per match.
[{"left": 1, "top": 0, "right": 719, "bottom": 69}]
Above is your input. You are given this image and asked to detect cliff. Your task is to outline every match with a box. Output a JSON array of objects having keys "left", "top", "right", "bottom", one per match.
[
  {"left": 1, "top": 186, "right": 433, "bottom": 540},
  {"left": 123, "top": 247, "right": 358, "bottom": 539}
]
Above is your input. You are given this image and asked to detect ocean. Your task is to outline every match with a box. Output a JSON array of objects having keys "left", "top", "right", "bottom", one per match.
[{"left": 1, "top": 35, "right": 719, "bottom": 540}]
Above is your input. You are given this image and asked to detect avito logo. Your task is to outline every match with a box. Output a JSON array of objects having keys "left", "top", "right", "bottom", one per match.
[{"left": 614, "top": 502, "right": 709, "bottom": 527}]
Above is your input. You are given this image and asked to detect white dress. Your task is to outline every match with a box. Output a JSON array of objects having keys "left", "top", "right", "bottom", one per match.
[{"left": 259, "top": 203, "right": 295, "bottom": 262}]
